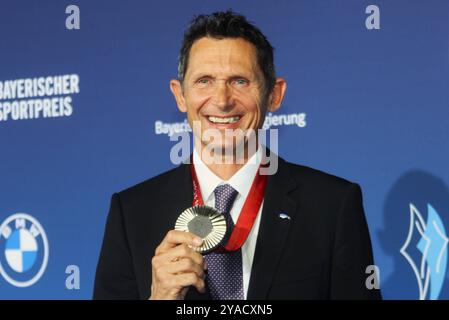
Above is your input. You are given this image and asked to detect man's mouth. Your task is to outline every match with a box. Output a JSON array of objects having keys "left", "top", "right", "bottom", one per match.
[{"left": 207, "top": 116, "right": 241, "bottom": 124}]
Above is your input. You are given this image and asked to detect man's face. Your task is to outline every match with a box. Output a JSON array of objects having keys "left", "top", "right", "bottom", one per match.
[{"left": 173, "top": 37, "right": 268, "bottom": 155}]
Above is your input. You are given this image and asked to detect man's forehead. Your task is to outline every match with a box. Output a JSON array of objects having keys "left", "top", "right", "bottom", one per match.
[{"left": 187, "top": 37, "right": 259, "bottom": 75}]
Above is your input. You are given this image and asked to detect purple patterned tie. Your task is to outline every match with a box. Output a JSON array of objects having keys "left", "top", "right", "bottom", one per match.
[{"left": 205, "top": 184, "right": 244, "bottom": 300}]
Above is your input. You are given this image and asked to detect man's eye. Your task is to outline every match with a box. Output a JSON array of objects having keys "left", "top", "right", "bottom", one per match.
[
  {"left": 197, "top": 78, "right": 211, "bottom": 85},
  {"left": 233, "top": 79, "right": 249, "bottom": 86}
]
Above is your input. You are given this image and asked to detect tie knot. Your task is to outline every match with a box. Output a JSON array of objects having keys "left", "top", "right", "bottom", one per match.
[{"left": 214, "top": 184, "right": 238, "bottom": 215}]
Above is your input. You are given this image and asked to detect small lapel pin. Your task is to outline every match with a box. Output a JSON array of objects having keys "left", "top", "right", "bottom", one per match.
[{"left": 278, "top": 213, "right": 291, "bottom": 220}]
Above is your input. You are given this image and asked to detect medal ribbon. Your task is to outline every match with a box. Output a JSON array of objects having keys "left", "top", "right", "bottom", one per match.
[{"left": 190, "top": 160, "right": 268, "bottom": 252}]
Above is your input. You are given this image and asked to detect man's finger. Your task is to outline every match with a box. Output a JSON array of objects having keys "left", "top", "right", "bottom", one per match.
[
  {"left": 163, "top": 244, "right": 204, "bottom": 266},
  {"left": 156, "top": 230, "right": 203, "bottom": 254},
  {"left": 165, "top": 257, "right": 205, "bottom": 278}
]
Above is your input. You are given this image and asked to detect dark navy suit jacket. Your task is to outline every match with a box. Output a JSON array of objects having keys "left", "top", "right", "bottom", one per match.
[{"left": 93, "top": 155, "right": 382, "bottom": 300}]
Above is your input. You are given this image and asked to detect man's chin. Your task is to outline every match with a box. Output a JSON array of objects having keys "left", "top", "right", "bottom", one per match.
[{"left": 199, "top": 140, "right": 252, "bottom": 163}]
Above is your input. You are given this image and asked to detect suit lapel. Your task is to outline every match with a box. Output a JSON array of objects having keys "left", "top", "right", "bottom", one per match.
[
  {"left": 247, "top": 157, "right": 298, "bottom": 299},
  {"left": 164, "top": 162, "right": 193, "bottom": 214}
]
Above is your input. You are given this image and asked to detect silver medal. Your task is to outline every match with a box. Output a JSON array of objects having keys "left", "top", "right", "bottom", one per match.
[{"left": 175, "top": 205, "right": 227, "bottom": 254}]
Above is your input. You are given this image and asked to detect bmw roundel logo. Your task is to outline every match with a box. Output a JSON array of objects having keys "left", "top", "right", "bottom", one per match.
[{"left": 0, "top": 213, "right": 49, "bottom": 287}]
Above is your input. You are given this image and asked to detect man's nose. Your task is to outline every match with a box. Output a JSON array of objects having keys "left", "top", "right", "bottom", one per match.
[{"left": 211, "top": 80, "right": 233, "bottom": 110}]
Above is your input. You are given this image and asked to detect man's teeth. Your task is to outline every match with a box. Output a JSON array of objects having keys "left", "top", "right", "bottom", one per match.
[{"left": 208, "top": 116, "right": 240, "bottom": 124}]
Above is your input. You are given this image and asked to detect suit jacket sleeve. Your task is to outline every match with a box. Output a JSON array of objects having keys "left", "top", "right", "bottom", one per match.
[
  {"left": 93, "top": 193, "right": 140, "bottom": 299},
  {"left": 330, "top": 183, "right": 382, "bottom": 299}
]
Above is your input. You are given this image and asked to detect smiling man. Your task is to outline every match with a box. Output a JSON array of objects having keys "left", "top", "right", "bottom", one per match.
[{"left": 93, "top": 10, "right": 381, "bottom": 300}]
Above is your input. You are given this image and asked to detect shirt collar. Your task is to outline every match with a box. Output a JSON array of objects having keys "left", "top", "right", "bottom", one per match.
[{"left": 193, "top": 147, "right": 263, "bottom": 201}]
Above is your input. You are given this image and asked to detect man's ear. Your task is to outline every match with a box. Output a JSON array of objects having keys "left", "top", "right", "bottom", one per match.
[
  {"left": 170, "top": 79, "right": 187, "bottom": 113},
  {"left": 267, "top": 77, "right": 287, "bottom": 113}
]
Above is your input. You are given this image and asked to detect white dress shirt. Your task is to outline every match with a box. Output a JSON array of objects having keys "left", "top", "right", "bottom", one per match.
[{"left": 193, "top": 147, "right": 264, "bottom": 299}]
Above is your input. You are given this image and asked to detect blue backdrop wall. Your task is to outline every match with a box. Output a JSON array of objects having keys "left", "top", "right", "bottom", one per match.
[{"left": 0, "top": 0, "right": 448, "bottom": 299}]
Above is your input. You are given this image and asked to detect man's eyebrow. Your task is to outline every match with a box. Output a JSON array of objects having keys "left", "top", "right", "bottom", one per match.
[
  {"left": 190, "top": 73, "right": 213, "bottom": 80},
  {"left": 190, "top": 73, "right": 253, "bottom": 81}
]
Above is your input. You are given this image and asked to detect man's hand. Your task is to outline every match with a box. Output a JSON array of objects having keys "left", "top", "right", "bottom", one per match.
[{"left": 149, "top": 230, "right": 207, "bottom": 300}]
